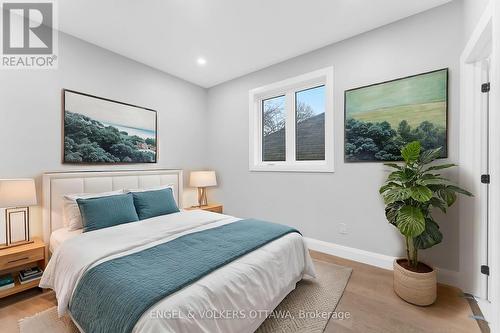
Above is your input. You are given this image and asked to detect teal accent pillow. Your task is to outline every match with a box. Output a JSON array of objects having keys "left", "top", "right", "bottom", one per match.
[
  {"left": 77, "top": 193, "right": 139, "bottom": 233},
  {"left": 132, "top": 187, "right": 180, "bottom": 220}
]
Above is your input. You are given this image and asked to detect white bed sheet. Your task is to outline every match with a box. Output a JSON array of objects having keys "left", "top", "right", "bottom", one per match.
[
  {"left": 48, "top": 209, "right": 194, "bottom": 252},
  {"left": 40, "top": 210, "right": 315, "bottom": 333},
  {"left": 49, "top": 227, "right": 82, "bottom": 253}
]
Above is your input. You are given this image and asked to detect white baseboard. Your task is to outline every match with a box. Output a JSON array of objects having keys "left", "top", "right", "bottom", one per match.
[
  {"left": 304, "top": 237, "right": 395, "bottom": 270},
  {"left": 305, "top": 237, "right": 461, "bottom": 287}
]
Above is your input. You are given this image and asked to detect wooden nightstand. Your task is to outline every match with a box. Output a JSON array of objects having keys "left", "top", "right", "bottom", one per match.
[
  {"left": 185, "top": 203, "right": 223, "bottom": 214},
  {"left": 0, "top": 237, "right": 46, "bottom": 298}
]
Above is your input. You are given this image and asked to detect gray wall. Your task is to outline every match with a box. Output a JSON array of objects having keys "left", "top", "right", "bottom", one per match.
[
  {"left": 463, "top": 0, "right": 490, "bottom": 41},
  {"left": 0, "top": 33, "right": 208, "bottom": 237},
  {"left": 0, "top": 2, "right": 469, "bottom": 273},
  {"left": 206, "top": 2, "right": 463, "bottom": 271}
]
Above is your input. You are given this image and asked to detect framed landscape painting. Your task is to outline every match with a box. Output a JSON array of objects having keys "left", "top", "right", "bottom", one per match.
[
  {"left": 344, "top": 68, "right": 448, "bottom": 162},
  {"left": 63, "top": 89, "right": 157, "bottom": 164}
]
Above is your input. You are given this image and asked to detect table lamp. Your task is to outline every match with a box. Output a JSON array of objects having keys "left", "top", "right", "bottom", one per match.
[
  {"left": 189, "top": 171, "right": 217, "bottom": 207},
  {"left": 0, "top": 179, "right": 37, "bottom": 248}
]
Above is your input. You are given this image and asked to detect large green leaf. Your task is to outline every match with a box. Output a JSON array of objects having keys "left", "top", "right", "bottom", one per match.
[
  {"left": 438, "top": 189, "right": 457, "bottom": 206},
  {"left": 385, "top": 201, "right": 404, "bottom": 226},
  {"left": 383, "top": 163, "right": 402, "bottom": 170},
  {"left": 403, "top": 168, "right": 417, "bottom": 182},
  {"left": 419, "top": 147, "right": 442, "bottom": 164},
  {"left": 379, "top": 182, "right": 401, "bottom": 194},
  {"left": 396, "top": 206, "right": 425, "bottom": 237},
  {"left": 419, "top": 173, "right": 440, "bottom": 180},
  {"left": 387, "top": 170, "right": 405, "bottom": 182},
  {"left": 388, "top": 168, "right": 416, "bottom": 184},
  {"left": 401, "top": 141, "right": 421, "bottom": 163},
  {"left": 426, "top": 184, "right": 447, "bottom": 192},
  {"left": 383, "top": 188, "right": 412, "bottom": 205},
  {"left": 446, "top": 185, "right": 473, "bottom": 197},
  {"left": 414, "top": 218, "right": 443, "bottom": 249},
  {"left": 428, "top": 197, "right": 447, "bottom": 213},
  {"left": 409, "top": 185, "right": 433, "bottom": 202},
  {"left": 423, "top": 163, "right": 456, "bottom": 172},
  {"left": 417, "top": 177, "right": 452, "bottom": 186}
]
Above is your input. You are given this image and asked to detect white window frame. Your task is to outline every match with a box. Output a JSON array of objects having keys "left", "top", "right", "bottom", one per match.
[{"left": 249, "top": 67, "right": 334, "bottom": 172}]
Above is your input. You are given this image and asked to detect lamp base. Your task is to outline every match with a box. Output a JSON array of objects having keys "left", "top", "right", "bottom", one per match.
[{"left": 197, "top": 187, "right": 208, "bottom": 207}]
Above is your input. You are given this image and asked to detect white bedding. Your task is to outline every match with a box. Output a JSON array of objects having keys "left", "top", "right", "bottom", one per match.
[
  {"left": 40, "top": 210, "right": 315, "bottom": 333},
  {"left": 49, "top": 227, "right": 82, "bottom": 253}
]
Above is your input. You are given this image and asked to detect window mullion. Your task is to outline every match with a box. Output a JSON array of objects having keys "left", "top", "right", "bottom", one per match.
[
  {"left": 285, "top": 92, "right": 295, "bottom": 164},
  {"left": 257, "top": 99, "right": 263, "bottom": 164}
]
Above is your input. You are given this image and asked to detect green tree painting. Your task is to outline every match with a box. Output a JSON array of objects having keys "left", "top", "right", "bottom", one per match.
[
  {"left": 63, "top": 90, "right": 157, "bottom": 164},
  {"left": 345, "top": 69, "right": 447, "bottom": 162},
  {"left": 64, "top": 111, "right": 157, "bottom": 163}
]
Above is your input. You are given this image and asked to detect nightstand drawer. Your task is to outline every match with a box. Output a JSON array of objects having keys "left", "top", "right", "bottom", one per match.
[{"left": 0, "top": 247, "right": 44, "bottom": 270}]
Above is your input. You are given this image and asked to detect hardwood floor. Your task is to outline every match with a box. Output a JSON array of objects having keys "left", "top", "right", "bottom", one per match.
[
  {"left": 0, "top": 288, "right": 56, "bottom": 332},
  {"left": 0, "top": 252, "right": 482, "bottom": 333},
  {"left": 313, "top": 251, "right": 483, "bottom": 333}
]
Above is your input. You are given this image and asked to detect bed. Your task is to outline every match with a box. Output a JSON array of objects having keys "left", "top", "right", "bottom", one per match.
[{"left": 40, "top": 170, "right": 315, "bottom": 333}]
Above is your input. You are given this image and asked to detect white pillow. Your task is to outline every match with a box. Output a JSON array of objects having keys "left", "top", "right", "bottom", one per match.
[
  {"left": 63, "top": 190, "right": 125, "bottom": 231},
  {"left": 126, "top": 184, "right": 173, "bottom": 193}
]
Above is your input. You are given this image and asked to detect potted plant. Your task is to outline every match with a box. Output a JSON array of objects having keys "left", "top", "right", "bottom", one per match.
[{"left": 379, "top": 141, "right": 472, "bottom": 306}]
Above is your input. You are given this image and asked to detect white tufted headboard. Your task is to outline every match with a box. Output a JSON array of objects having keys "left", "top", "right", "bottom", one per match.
[{"left": 42, "top": 169, "right": 183, "bottom": 243}]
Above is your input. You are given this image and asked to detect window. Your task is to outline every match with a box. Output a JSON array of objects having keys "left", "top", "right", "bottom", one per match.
[
  {"left": 249, "top": 67, "right": 333, "bottom": 172},
  {"left": 262, "top": 95, "right": 286, "bottom": 161},
  {"left": 296, "top": 85, "right": 325, "bottom": 161}
]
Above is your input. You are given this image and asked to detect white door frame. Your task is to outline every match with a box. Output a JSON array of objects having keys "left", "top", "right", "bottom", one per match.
[
  {"left": 489, "top": 0, "right": 500, "bottom": 331},
  {"left": 460, "top": 1, "right": 498, "bottom": 330}
]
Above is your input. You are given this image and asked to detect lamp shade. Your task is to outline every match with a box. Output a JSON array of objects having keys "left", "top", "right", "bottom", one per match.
[
  {"left": 0, "top": 179, "right": 37, "bottom": 208},
  {"left": 189, "top": 171, "right": 217, "bottom": 188}
]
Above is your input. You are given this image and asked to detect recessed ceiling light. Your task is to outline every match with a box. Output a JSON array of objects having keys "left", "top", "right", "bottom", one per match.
[{"left": 197, "top": 57, "right": 207, "bottom": 66}]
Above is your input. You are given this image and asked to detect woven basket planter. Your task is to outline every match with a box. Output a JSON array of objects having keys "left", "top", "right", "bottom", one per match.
[{"left": 393, "top": 259, "right": 436, "bottom": 306}]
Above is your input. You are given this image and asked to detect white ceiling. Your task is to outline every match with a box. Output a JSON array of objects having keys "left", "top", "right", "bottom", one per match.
[{"left": 58, "top": 0, "right": 453, "bottom": 88}]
